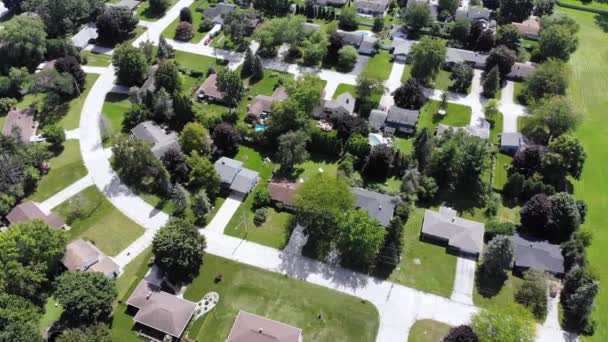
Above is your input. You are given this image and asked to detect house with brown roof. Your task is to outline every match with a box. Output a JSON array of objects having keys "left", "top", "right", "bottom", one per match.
[
  {"left": 247, "top": 87, "right": 288, "bottom": 122},
  {"left": 63, "top": 239, "right": 120, "bottom": 279},
  {"left": 197, "top": 73, "right": 226, "bottom": 103},
  {"left": 2, "top": 108, "right": 37, "bottom": 143},
  {"left": 226, "top": 311, "right": 303, "bottom": 342},
  {"left": 513, "top": 16, "right": 540, "bottom": 40},
  {"left": 126, "top": 279, "right": 197, "bottom": 341},
  {"left": 268, "top": 179, "right": 301, "bottom": 210},
  {"left": 6, "top": 201, "right": 66, "bottom": 229}
]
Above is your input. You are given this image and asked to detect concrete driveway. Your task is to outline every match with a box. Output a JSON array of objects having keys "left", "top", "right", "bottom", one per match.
[{"left": 450, "top": 257, "right": 477, "bottom": 305}]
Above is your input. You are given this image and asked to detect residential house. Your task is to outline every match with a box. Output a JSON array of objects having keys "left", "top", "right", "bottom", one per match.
[
  {"left": 355, "top": 0, "right": 391, "bottom": 16},
  {"left": 197, "top": 73, "right": 226, "bottom": 103},
  {"left": 108, "top": 0, "right": 142, "bottom": 10},
  {"left": 131, "top": 121, "right": 181, "bottom": 159},
  {"left": 62, "top": 239, "right": 121, "bottom": 279},
  {"left": 500, "top": 132, "right": 526, "bottom": 154},
  {"left": 369, "top": 109, "right": 389, "bottom": 131},
  {"left": 247, "top": 87, "right": 288, "bottom": 122},
  {"left": 2, "top": 108, "right": 37, "bottom": 143},
  {"left": 336, "top": 31, "right": 378, "bottom": 55},
  {"left": 513, "top": 16, "right": 541, "bottom": 40},
  {"left": 268, "top": 179, "right": 301, "bottom": 211},
  {"left": 455, "top": 6, "right": 491, "bottom": 22},
  {"left": 313, "top": 92, "right": 356, "bottom": 119},
  {"left": 390, "top": 38, "right": 414, "bottom": 62},
  {"left": 203, "top": 3, "right": 237, "bottom": 26},
  {"left": 420, "top": 206, "right": 485, "bottom": 258},
  {"left": 352, "top": 187, "right": 397, "bottom": 227},
  {"left": 513, "top": 233, "right": 565, "bottom": 277},
  {"left": 126, "top": 279, "right": 197, "bottom": 341},
  {"left": 214, "top": 157, "right": 260, "bottom": 195},
  {"left": 445, "top": 48, "right": 488, "bottom": 69},
  {"left": 226, "top": 311, "right": 303, "bottom": 342},
  {"left": 507, "top": 62, "right": 535, "bottom": 80},
  {"left": 313, "top": 0, "right": 348, "bottom": 6},
  {"left": 6, "top": 201, "right": 67, "bottom": 229},
  {"left": 71, "top": 23, "right": 98, "bottom": 49},
  {"left": 384, "top": 106, "right": 419, "bottom": 134},
  {"left": 436, "top": 119, "right": 491, "bottom": 140}
]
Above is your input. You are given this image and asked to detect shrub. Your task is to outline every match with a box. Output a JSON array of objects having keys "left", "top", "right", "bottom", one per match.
[
  {"left": 485, "top": 221, "right": 516, "bottom": 241},
  {"left": 175, "top": 22, "right": 194, "bottom": 41},
  {"left": 199, "top": 18, "right": 213, "bottom": 32},
  {"left": 253, "top": 187, "right": 271, "bottom": 209},
  {"left": 42, "top": 124, "right": 66, "bottom": 147},
  {"left": 254, "top": 207, "right": 268, "bottom": 226},
  {"left": 0, "top": 97, "right": 17, "bottom": 115}
]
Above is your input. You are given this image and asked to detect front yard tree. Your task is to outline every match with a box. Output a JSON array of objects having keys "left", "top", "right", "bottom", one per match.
[
  {"left": 180, "top": 6, "right": 192, "bottom": 23},
  {"left": 471, "top": 303, "right": 535, "bottom": 342},
  {"left": 393, "top": 79, "right": 427, "bottom": 110},
  {"left": 372, "top": 16, "right": 384, "bottom": 33},
  {"left": 496, "top": 24, "right": 522, "bottom": 50},
  {"left": 561, "top": 266, "right": 598, "bottom": 334},
  {"left": 520, "top": 193, "right": 552, "bottom": 232},
  {"left": 337, "top": 45, "right": 359, "bottom": 70},
  {"left": 54, "top": 271, "right": 117, "bottom": 325},
  {"left": 515, "top": 269, "right": 547, "bottom": 320},
  {"left": 57, "top": 325, "right": 112, "bottom": 342},
  {"left": 192, "top": 190, "right": 212, "bottom": 221},
  {"left": 521, "top": 58, "right": 569, "bottom": 104},
  {"left": 55, "top": 56, "right": 86, "bottom": 92},
  {"left": 212, "top": 122, "right": 241, "bottom": 155},
  {"left": 241, "top": 48, "right": 254, "bottom": 78},
  {"left": 171, "top": 183, "right": 190, "bottom": 216},
  {"left": 443, "top": 325, "right": 479, "bottom": 342},
  {"left": 185, "top": 151, "right": 221, "bottom": 198},
  {"left": 339, "top": 6, "right": 359, "bottom": 31},
  {"left": 0, "top": 220, "right": 67, "bottom": 299},
  {"left": 152, "top": 218, "right": 207, "bottom": 283},
  {"left": 42, "top": 124, "right": 66, "bottom": 148},
  {"left": 337, "top": 210, "right": 386, "bottom": 268},
  {"left": 112, "top": 44, "right": 149, "bottom": 87},
  {"left": 450, "top": 62, "right": 474, "bottom": 93},
  {"left": 155, "top": 60, "right": 182, "bottom": 94},
  {"left": 295, "top": 174, "right": 355, "bottom": 254},
  {"left": 180, "top": 122, "right": 212, "bottom": 155},
  {"left": 0, "top": 293, "right": 42, "bottom": 341},
  {"left": 217, "top": 69, "right": 244, "bottom": 107},
  {"left": 482, "top": 66, "right": 500, "bottom": 98},
  {"left": 524, "top": 96, "right": 581, "bottom": 142},
  {"left": 539, "top": 24, "right": 578, "bottom": 61},
  {"left": 401, "top": 3, "right": 432, "bottom": 34},
  {"left": 479, "top": 235, "right": 514, "bottom": 277},
  {"left": 547, "top": 134, "right": 585, "bottom": 179},
  {"left": 0, "top": 15, "right": 47, "bottom": 72},
  {"left": 485, "top": 46, "right": 516, "bottom": 80},
  {"left": 410, "top": 37, "right": 447, "bottom": 84},
  {"left": 96, "top": 6, "right": 139, "bottom": 45},
  {"left": 175, "top": 21, "right": 194, "bottom": 41},
  {"left": 499, "top": 0, "right": 534, "bottom": 23},
  {"left": 252, "top": 56, "right": 264, "bottom": 82},
  {"left": 149, "top": 0, "right": 170, "bottom": 14},
  {"left": 301, "top": 30, "right": 329, "bottom": 66},
  {"left": 157, "top": 36, "right": 175, "bottom": 59},
  {"left": 276, "top": 130, "right": 310, "bottom": 172}
]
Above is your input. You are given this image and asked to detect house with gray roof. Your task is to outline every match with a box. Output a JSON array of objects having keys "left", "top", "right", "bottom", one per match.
[
  {"left": 437, "top": 119, "right": 491, "bottom": 140},
  {"left": 313, "top": 92, "right": 356, "bottom": 119},
  {"left": 352, "top": 187, "right": 397, "bottom": 227},
  {"left": 108, "top": 0, "right": 141, "bottom": 10},
  {"left": 355, "top": 0, "right": 390, "bottom": 16},
  {"left": 507, "top": 62, "right": 536, "bottom": 80},
  {"left": 336, "top": 31, "right": 378, "bottom": 55},
  {"left": 513, "top": 233, "right": 565, "bottom": 277},
  {"left": 500, "top": 132, "right": 526, "bottom": 154},
  {"left": 71, "top": 23, "right": 98, "bottom": 49},
  {"left": 455, "top": 6, "right": 491, "bottom": 22},
  {"left": 214, "top": 157, "right": 260, "bottom": 195},
  {"left": 420, "top": 207, "right": 485, "bottom": 258},
  {"left": 390, "top": 38, "right": 414, "bottom": 62},
  {"left": 131, "top": 121, "right": 181, "bottom": 158},
  {"left": 385, "top": 106, "right": 419, "bottom": 134},
  {"left": 445, "top": 48, "right": 488, "bottom": 68},
  {"left": 203, "top": 3, "right": 237, "bottom": 25},
  {"left": 369, "top": 109, "right": 388, "bottom": 131}
]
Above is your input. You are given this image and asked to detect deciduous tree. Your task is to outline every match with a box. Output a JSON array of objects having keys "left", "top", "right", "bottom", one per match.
[
  {"left": 96, "top": 6, "right": 139, "bottom": 45},
  {"left": 450, "top": 62, "right": 474, "bottom": 93},
  {"left": 337, "top": 210, "right": 386, "bottom": 268},
  {"left": 393, "top": 79, "right": 427, "bottom": 109},
  {"left": 54, "top": 271, "right": 117, "bottom": 325},
  {"left": 471, "top": 303, "right": 535, "bottom": 342},
  {"left": 155, "top": 60, "right": 182, "bottom": 94},
  {"left": 112, "top": 44, "right": 149, "bottom": 87},
  {"left": 401, "top": 3, "right": 432, "bottom": 33},
  {"left": 0, "top": 15, "right": 47, "bottom": 72},
  {"left": 216, "top": 69, "right": 244, "bottom": 107},
  {"left": 276, "top": 130, "right": 310, "bottom": 171},
  {"left": 515, "top": 269, "right": 548, "bottom": 320},
  {"left": 499, "top": 0, "right": 534, "bottom": 23},
  {"left": 410, "top": 37, "right": 447, "bottom": 84},
  {"left": 185, "top": 151, "right": 220, "bottom": 198},
  {"left": 539, "top": 24, "right": 578, "bottom": 61}
]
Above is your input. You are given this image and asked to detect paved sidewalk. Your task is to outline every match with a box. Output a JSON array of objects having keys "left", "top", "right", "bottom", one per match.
[
  {"left": 450, "top": 257, "right": 477, "bottom": 305},
  {"left": 39, "top": 176, "right": 93, "bottom": 211},
  {"left": 380, "top": 61, "right": 406, "bottom": 109},
  {"left": 204, "top": 193, "right": 244, "bottom": 234},
  {"left": 64, "top": 128, "right": 80, "bottom": 140},
  {"left": 81, "top": 65, "right": 108, "bottom": 74},
  {"left": 133, "top": 0, "right": 195, "bottom": 46}
]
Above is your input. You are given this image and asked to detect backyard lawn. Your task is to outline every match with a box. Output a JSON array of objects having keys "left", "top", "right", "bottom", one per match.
[
  {"left": 294, "top": 153, "right": 339, "bottom": 180},
  {"left": 53, "top": 186, "right": 145, "bottom": 256},
  {"left": 401, "top": 64, "right": 454, "bottom": 91},
  {"left": 101, "top": 93, "right": 130, "bottom": 147},
  {"left": 417, "top": 100, "right": 472, "bottom": 132},
  {"left": 493, "top": 152, "right": 512, "bottom": 191},
  {"left": 162, "top": 0, "right": 209, "bottom": 43},
  {"left": 513, "top": 81, "right": 524, "bottom": 104},
  {"left": 59, "top": 74, "right": 100, "bottom": 130},
  {"left": 183, "top": 254, "right": 380, "bottom": 341},
  {"left": 135, "top": 0, "right": 177, "bottom": 21},
  {"left": 388, "top": 208, "right": 457, "bottom": 297},
  {"left": 361, "top": 50, "right": 392, "bottom": 80},
  {"left": 81, "top": 50, "right": 112, "bottom": 67},
  {"left": 27, "top": 140, "right": 87, "bottom": 202},
  {"left": 408, "top": 319, "right": 451, "bottom": 342},
  {"left": 39, "top": 297, "right": 63, "bottom": 334}
]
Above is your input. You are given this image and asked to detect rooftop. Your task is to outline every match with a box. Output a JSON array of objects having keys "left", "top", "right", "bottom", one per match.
[
  {"left": 268, "top": 180, "right": 301, "bottom": 207},
  {"left": 369, "top": 109, "right": 388, "bottom": 130},
  {"left": 214, "top": 157, "right": 259, "bottom": 194},
  {"left": 226, "top": 311, "right": 303, "bottom": 342},
  {"left": 2, "top": 108, "right": 37, "bottom": 143},
  {"left": 198, "top": 73, "right": 225, "bottom": 100},
  {"left": 386, "top": 106, "right": 419, "bottom": 126},
  {"left": 6, "top": 201, "right": 66, "bottom": 229},
  {"left": 421, "top": 207, "right": 485, "bottom": 255},
  {"left": 131, "top": 121, "right": 180, "bottom": 158},
  {"left": 437, "top": 119, "right": 491, "bottom": 140},
  {"left": 325, "top": 92, "right": 355, "bottom": 114},
  {"left": 247, "top": 87, "right": 288, "bottom": 119},
  {"left": 513, "top": 234, "right": 564, "bottom": 275},
  {"left": 352, "top": 187, "right": 397, "bottom": 227}
]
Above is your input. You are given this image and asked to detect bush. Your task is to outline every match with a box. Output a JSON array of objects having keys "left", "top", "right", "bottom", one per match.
[
  {"left": 337, "top": 46, "right": 359, "bottom": 71},
  {"left": 0, "top": 97, "right": 17, "bottom": 115},
  {"left": 180, "top": 7, "right": 193, "bottom": 23},
  {"left": 199, "top": 18, "right": 213, "bottom": 32},
  {"left": 42, "top": 124, "right": 66, "bottom": 147},
  {"left": 175, "top": 22, "right": 194, "bottom": 41},
  {"left": 253, "top": 187, "right": 271, "bottom": 209},
  {"left": 253, "top": 207, "right": 268, "bottom": 226},
  {"left": 485, "top": 221, "right": 516, "bottom": 241}
]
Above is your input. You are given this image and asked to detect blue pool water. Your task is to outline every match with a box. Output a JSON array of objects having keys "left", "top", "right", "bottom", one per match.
[{"left": 255, "top": 124, "right": 267, "bottom": 132}]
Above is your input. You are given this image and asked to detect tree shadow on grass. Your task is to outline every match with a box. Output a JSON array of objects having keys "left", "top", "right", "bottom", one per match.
[
  {"left": 475, "top": 267, "right": 508, "bottom": 298},
  {"left": 595, "top": 14, "right": 608, "bottom": 33}
]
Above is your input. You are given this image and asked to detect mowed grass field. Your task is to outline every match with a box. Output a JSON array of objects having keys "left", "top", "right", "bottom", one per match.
[{"left": 560, "top": 8, "right": 608, "bottom": 341}]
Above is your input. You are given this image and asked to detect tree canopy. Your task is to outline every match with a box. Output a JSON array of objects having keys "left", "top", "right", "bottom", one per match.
[
  {"left": 471, "top": 303, "right": 536, "bottom": 342},
  {"left": 410, "top": 37, "right": 447, "bottom": 84},
  {"left": 112, "top": 44, "right": 149, "bottom": 87},
  {"left": 337, "top": 209, "right": 386, "bottom": 268},
  {"left": 0, "top": 15, "right": 47, "bottom": 72},
  {"left": 54, "top": 271, "right": 117, "bottom": 325},
  {"left": 0, "top": 293, "right": 42, "bottom": 342}
]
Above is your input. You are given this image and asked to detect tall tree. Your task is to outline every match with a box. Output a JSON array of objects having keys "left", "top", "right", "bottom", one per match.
[
  {"left": 112, "top": 44, "right": 149, "bottom": 87},
  {"left": 393, "top": 79, "right": 427, "bottom": 110},
  {"left": 339, "top": 6, "right": 359, "bottom": 31},
  {"left": 276, "top": 130, "right": 310, "bottom": 171},
  {"left": 157, "top": 36, "right": 175, "bottom": 59},
  {"left": 54, "top": 271, "right": 117, "bottom": 325},
  {"left": 450, "top": 62, "right": 474, "bottom": 93},
  {"left": 55, "top": 56, "right": 86, "bottom": 91},
  {"left": 301, "top": 30, "right": 329, "bottom": 66},
  {"left": 96, "top": 6, "right": 139, "bottom": 45},
  {"left": 216, "top": 69, "right": 244, "bottom": 107},
  {"left": 171, "top": 183, "right": 190, "bottom": 215},
  {"left": 520, "top": 193, "right": 552, "bottom": 232},
  {"left": 471, "top": 304, "right": 535, "bottom": 342},
  {"left": 547, "top": 134, "right": 585, "bottom": 180},
  {"left": 185, "top": 151, "right": 220, "bottom": 198},
  {"left": 191, "top": 190, "right": 212, "bottom": 221},
  {"left": 337, "top": 210, "right": 386, "bottom": 268},
  {"left": 524, "top": 96, "right": 581, "bottom": 142},
  {"left": 212, "top": 122, "right": 241, "bottom": 155},
  {"left": 241, "top": 48, "right": 254, "bottom": 78},
  {"left": 499, "top": 0, "right": 534, "bottom": 22},
  {"left": 251, "top": 55, "right": 264, "bottom": 82},
  {"left": 485, "top": 46, "right": 516, "bottom": 80},
  {"left": 0, "top": 293, "right": 42, "bottom": 342},
  {"left": 520, "top": 58, "right": 569, "bottom": 104},
  {"left": 180, "top": 122, "right": 212, "bottom": 155},
  {"left": 0, "top": 15, "right": 47, "bottom": 72},
  {"left": 413, "top": 128, "right": 434, "bottom": 172},
  {"left": 401, "top": 3, "right": 432, "bottom": 34},
  {"left": 56, "top": 324, "right": 112, "bottom": 342},
  {"left": 152, "top": 218, "right": 207, "bottom": 283},
  {"left": 561, "top": 266, "right": 598, "bottom": 334},
  {"left": 539, "top": 24, "right": 578, "bottom": 61},
  {"left": 409, "top": 37, "right": 447, "bottom": 84},
  {"left": 482, "top": 66, "right": 500, "bottom": 98},
  {"left": 26, "top": 0, "right": 105, "bottom": 38},
  {"left": 496, "top": 24, "right": 522, "bottom": 50},
  {"left": 515, "top": 269, "right": 548, "bottom": 320},
  {"left": 479, "top": 235, "right": 514, "bottom": 277},
  {"left": 155, "top": 60, "right": 182, "bottom": 94},
  {"left": 172, "top": 93, "right": 195, "bottom": 130},
  {"left": 251, "top": 0, "right": 290, "bottom": 17}
]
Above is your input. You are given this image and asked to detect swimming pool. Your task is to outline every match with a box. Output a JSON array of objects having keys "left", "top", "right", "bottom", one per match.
[
  {"left": 255, "top": 124, "right": 267, "bottom": 132},
  {"left": 368, "top": 133, "right": 387, "bottom": 146}
]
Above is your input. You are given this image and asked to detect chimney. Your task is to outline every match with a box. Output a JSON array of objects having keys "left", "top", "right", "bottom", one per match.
[
  {"left": 258, "top": 328, "right": 264, "bottom": 334},
  {"left": 146, "top": 291, "right": 152, "bottom": 299}
]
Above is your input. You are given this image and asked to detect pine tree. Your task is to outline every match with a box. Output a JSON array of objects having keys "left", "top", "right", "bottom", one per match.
[
  {"left": 172, "top": 93, "right": 195, "bottom": 130},
  {"left": 157, "top": 36, "right": 175, "bottom": 59},
  {"left": 251, "top": 55, "right": 264, "bottom": 82},
  {"left": 192, "top": 190, "right": 212, "bottom": 221},
  {"left": 171, "top": 183, "right": 190, "bottom": 215},
  {"left": 154, "top": 88, "right": 174, "bottom": 123},
  {"left": 482, "top": 66, "right": 500, "bottom": 98},
  {"left": 241, "top": 48, "right": 254, "bottom": 78}
]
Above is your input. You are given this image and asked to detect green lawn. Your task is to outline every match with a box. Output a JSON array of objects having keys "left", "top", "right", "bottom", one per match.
[
  {"left": 183, "top": 254, "right": 380, "bottom": 341},
  {"left": 81, "top": 51, "right": 112, "bottom": 67},
  {"left": 518, "top": 115, "right": 533, "bottom": 131},
  {"left": 493, "top": 152, "right": 513, "bottom": 191},
  {"left": 401, "top": 65, "right": 454, "bottom": 91},
  {"left": 393, "top": 135, "right": 413, "bottom": 154},
  {"left": 27, "top": 140, "right": 87, "bottom": 202},
  {"left": 388, "top": 208, "right": 457, "bottom": 297},
  {"left": 53, "top": 186, "right": 144, "bottom": 256},
  {"left": 59, "top": 73, "right": 100, "bottom": 130},
  {"left": 333, "top": 83, "right": 383, "bottom": 106},
  {"left": 102, "top": 93, "right": 131, "bottom": 147},
  {"left": 474, "top": 272, "right": 525, "bottom": 312},
  {"left": 558, "top": 0, "right": 608, "bottom": 11},
  {"left": 0, "top": 115, "right": 5, "bottom": 130},
  {"left": 135, "top": 0, "right": 177, "bottom": 21},
  {"left": 174, "top": 50, "right": 225, "bottom": 73},
  {"left": 162, "top": 1, "right": 209, "bottom": 43},
  {"left": 209, "top": 32, "right": 250, "bottom": 52},
  {"left": 408, "top": 319, "right": 452, "bottom": 342},
  {"left": 361, "top": 50, "right": 393, "bottom": 80},
  {"left": 513, "top": 81, "right": 525, "bottom": 104},
  {"left": 560, "top": 8, "right": 608, "bottom": 340},
  {"left": 224, "top": 207, "right": 294, "bottom": 249},
  {"left": 489, "top": 112, "right": 503, "bottom": 144},
  {"left": 417, "top": 100, "right": 472, "bottom": 132},
  {"left": 39, "top": 297, "right": 63, "bottom": 334}
]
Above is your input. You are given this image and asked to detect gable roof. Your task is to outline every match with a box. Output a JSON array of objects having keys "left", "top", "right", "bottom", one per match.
[
  {"left": 507, "top": 62, "right": 536, "bottom": 80},
  {"left": 513, "top": 16, "right": 540, "bottom": 37},
  {"left": 355, "top": 0, "right": 389, "bottom": 12},
  {"left": 214, "top": 157, "right": 244, "bottom": 184},
  {"left": 230, "top": 168, "right": 260, "bottom": 194},
  {"left": 337, "top": 31, "right": 364, "bottom": 46},
  {"left": 247, "top": 87, "right": 288, "bottom": 119},
  {"left": 63, "top": 239, "right": 102, "bottom": 271},
  {"left": 500, "top": 132, "right": 523, "bottom": 148},
  {"left": 513, "top": 234, "right": 564, "bottom": 274},
  {"left": 131, "top": 121, "right": 180, "bottom": 158},
  {"left": 203, "top": 3, "right": 237, "bottom": 25},
  {"left": 386, "top": 106, "right": 419, "bottom": 127},
  {"left": 437, "top": 119, "right": 491, "bottom": 140},
  {"left": 369, "top": 109, "right": 388, "bottom": 130},
  {"left": 2, "top": 108, "right": 37, "bottom": 143},
  {"left": 446, "top": 48, "right": 488, "bottom": 66},
  {"left": 421, "top": 207, "right": 485, "bottom": 255},
  {"left": 226, "top": 311, "right": 302, "bottom": 342},
  {"left": 6, "top": 202, "right": 66, "bottom": 229},
  {"left": 391, "top": 38, "right": 414, "bottom": 56},
  {"left": 352, "top": 187, "right": 396, "bottom": 227},
  {"left": 71, "top": 22, "right": 98, "bottom": 49},
  {"left": 324, "top": 92, "right": 355, "bottom": 115},
  {"left": 268, "top": 180, "right": 300, "bottom": 207},
  {"left": 109, "top": 0, "right": 141, "bottom": 10},
  {"left": 198, "top": 73, "right": 225, "bottom": 100},
  {"left": 127, "top": 280, "right": 197, "bottom": 338}
]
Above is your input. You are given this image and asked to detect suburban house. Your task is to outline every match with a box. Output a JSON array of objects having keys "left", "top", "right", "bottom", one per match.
[
  {"left": 335, "top": 31, "right": 378, "bottom": 55},
  {"left": 445, "top": 48, "right": 488, "bottom": 69},
  {"left": 455, "top": 6, "right": 491, "bottom": 22},
  {"left": 513, "top": 16, "right": 541, "bottom": 39},
  {"left": 352, "top": 187, "right": 397, "bottom": 227},
  {"left": 2, "top": 108, "right": 37, "bottom": 143},
  {"left": 247, "top": 87, "right": 288, "bottom": 122},
  {"left": 197, "top": 73, "right": 226, "bottom": 103},
  {"left": 436, "top": 119, "right": 491, "bottom": 140},
  {"left": 313, "top": 0, "right": 348, "bottom": 6},
  {"left": 369, "top": 106, "right": 419, "bottom": 134},
  {"left": 268, "top": 179, "right": 301, "bottom": 211},
  {"left": 390, "top": 38, "right": 414, "bottom": 62},
  {"left": 420, "top": 207, "right": 485, "bottom": 258},
  {"left": 407, "top": 0, "right": 438, "bottom": 19},
  {"left": 226, "top": 311, "right": 303, "bottom": 342},
  {"left": 355, "top": 0, "right": 391, "bottom": 16},
  {"left": 126, "top": 279, "right": 197, "bottom": 341},
  {"left": 500, "top": 132, "right": 526, "bottom": 154},
  {"left": 513, "top": 233, "right": 565, "bottom": 277},
  {"left": 6, "top": 201, "right": 67, "bottom": 229},
  {"left": 108, "top": 0, "right": 142, "bottom": 10},
  {"left": 131, "top": 121, "right": 181, "bottom": 159},
  {"left": 506, "top": 62, "right": 536, "bottom": 80},
  {"left": 203, "top": 3, "right": 237, "bottom": 26},
  {"left": 313, "top": 92, "right": 356, "bottom": 119},
  {"left": 71, "top": 23, "right": 98, "bottom": 49},
  {"left": 140, "top": 64, "right": 160, "bottom": 93},
  {"left": 62, "top": 239, "right": 121, "bottom": 279},
  {"left": 214, "top": 157, "right": 260, "bottom": 195}
]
